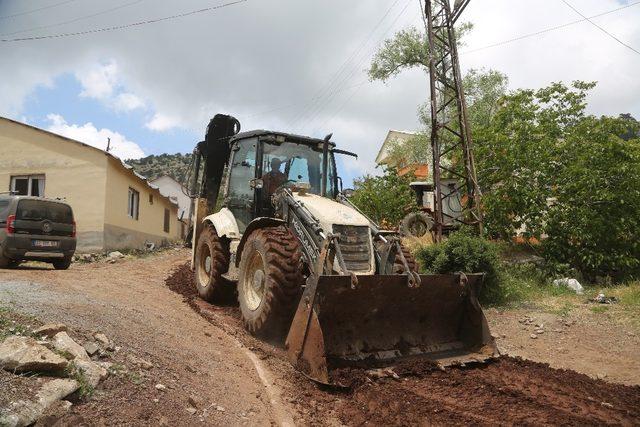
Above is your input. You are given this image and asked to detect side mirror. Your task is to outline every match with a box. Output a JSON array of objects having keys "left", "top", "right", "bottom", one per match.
[
  {"left": 342, "top": 188, "right": 355, "bottom": 198},
  {"left": 249, "top": 178, "right": 264, "bottom": 189}
]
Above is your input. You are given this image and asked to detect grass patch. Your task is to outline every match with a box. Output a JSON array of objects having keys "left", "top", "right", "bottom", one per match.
[
  {"left": 65, "top": 362, "right": 95, "bottom": 399},
  {"left": 590, "top": 305, "right": 610, "bottom": 314}
]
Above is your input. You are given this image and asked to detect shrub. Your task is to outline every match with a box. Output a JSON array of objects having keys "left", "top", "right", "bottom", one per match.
[{"left": 415, "top": 230, "right": 502, "bottom": 304}]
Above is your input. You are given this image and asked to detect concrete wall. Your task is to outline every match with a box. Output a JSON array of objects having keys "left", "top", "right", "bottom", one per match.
[
  {"left": 103, "top": 157, "right": 180, "bottom": 251},
  {"left": 0, "top": 118, "right": 108, "bottom": 252}
]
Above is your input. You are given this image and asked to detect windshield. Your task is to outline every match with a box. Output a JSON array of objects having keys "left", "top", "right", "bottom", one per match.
[
  {"left": 16, "top": 200, "right": 73, "bottom": 223},
  {"left": 262, "top": 141, "right": 336, "bottom": 197}
]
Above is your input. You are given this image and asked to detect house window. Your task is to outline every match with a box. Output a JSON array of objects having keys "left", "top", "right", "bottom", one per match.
[
  {"left": 149, "top": 194, "right": 154, "bottom": 204},
  {"left": 128, "top": 188, "right": 139, "bottom": 220},
  {"left": 10, "top": 175, "right": 45, "bottom": 197},
  {"left": 163, "top": 208, "right": 170, "bottom": 233}
]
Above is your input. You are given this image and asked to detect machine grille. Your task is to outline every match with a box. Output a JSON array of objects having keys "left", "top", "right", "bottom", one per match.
[{"left": 333, "top": 225, "right": 372, "bottom": 272}]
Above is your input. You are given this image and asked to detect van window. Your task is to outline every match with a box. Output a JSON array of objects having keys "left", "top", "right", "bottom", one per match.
[{"left": 16, "top": 200, "right": 73, "bottom": 224}]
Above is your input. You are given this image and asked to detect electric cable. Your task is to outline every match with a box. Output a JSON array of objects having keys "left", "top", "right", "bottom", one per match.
[{"left": 0, "top": 0, "right": 247, "bottom": 43}]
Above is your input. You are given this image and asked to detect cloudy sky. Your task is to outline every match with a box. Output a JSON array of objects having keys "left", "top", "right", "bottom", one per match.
[{"left": 1, "top": 0, "right": 639, "bottom": 184}]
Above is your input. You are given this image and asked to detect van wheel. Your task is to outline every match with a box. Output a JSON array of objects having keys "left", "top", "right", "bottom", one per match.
[
  {"left": 238, "top": 227, "right": 303, "bottom": 339},
  {"left": 195, "top": 224, "right": 231, "bottom": 302},
  {"left": 400, "top": 211, "right": 433, "bottom": 238},
  {"left": 53, "top": 257, "right": 72, "bottom": 270}
]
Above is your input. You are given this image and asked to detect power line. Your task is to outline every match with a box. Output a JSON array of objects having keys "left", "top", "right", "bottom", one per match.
[
  {"left": 305, "top": 0, "right": 412, "bottom": 133},
  {"left": 0, "top": 0, "right": 80, "bottom": 20},
  {"left": 304, "top": 0, "right": 411, "bottom": 132},
  {"left": 1, "top": 0, "right": 145, "bottom": 37},
  {"left": 289, "top": 0, "right": 404, "bottom": 129},
  {"left": 0, "top": 0, "right": 247, "bottom": 43},
  {"left": 464, "top": 0, "right": 640, "bottom": 54},
  {"left": 561, "top": 0, "right": 640, "bottom": 56}
]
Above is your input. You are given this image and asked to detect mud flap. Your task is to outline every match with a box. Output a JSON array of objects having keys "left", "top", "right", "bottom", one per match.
[{"left": 286, "top": 273, "right": 498, "bottom": 385}]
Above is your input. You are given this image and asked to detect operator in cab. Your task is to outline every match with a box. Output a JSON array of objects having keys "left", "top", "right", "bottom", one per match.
[{"left": 262, "top": 157, "right": 287, "bottom": 196}]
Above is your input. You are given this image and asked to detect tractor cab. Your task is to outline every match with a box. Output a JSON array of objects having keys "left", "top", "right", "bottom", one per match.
[{"left": 224, "top": 131, "right": 339, "bottom": 232}]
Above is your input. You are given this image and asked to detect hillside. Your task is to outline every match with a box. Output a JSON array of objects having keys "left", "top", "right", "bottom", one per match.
[{"left": 127, "top": 152, "right": 193, "bottom": 184}]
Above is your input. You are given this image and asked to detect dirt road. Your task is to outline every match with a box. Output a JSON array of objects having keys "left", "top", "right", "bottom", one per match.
[
  {"left": 2, "top": 250, "right": 639, "bottom": 426},
  {"left": 0, "top": 249, "right": 289, "bottom": 426}
]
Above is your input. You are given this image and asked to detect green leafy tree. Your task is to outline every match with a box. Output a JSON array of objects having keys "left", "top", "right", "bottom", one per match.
[
  {"left": 475, "top": 81, "right": 640, "bottom": 279},
  {"left": 350, "top": 167, "right": 416, "bottom": 227}
]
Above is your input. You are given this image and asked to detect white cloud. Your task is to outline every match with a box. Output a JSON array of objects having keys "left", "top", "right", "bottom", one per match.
[
  {"left": 144, "top": 113, "right": 184, "bottom": 132},
  {"left": 77, "top": 61, "right": 118, "bottom": 100},
  {"left": 46, "top": 114, "right": 145, "bottom": 160},
  {"left": 114, "top": 92, "right": 145, "bottom": 112},
  {"left": 76, "top": 61, "right": 145, "bottom": 112}
]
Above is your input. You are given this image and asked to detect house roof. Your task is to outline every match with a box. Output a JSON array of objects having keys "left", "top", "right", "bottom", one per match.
[
  {"left": 0, "top": 116, "right": 178, "bottom": 208},
  {"left": 375, "top": 129, "right": 418, "bottom": 165}
]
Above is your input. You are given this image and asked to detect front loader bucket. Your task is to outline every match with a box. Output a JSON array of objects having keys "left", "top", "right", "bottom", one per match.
[{"left": 285, "top": 273, "right": 498, "bottom": 385}]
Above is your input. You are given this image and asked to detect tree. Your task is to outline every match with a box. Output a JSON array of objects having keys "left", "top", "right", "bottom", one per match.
[
  {"left": 475, "top": 81, "right": 640, "bottom": 279},
  {"left": 350, "top": 167, "right": 416, "bottom": 228}
]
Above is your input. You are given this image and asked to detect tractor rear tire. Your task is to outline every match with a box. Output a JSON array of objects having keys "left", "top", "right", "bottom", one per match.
[
  {"left": 238, "top": 226, "right": 304, "bottom": 339},
  {"left": 195, "top": 224, "right": 231, "bottom": 302},
  {"left": 393, "top": 244, "right": 418, "bottom": 274},
  {"left": 400, "top": 211, "right": 433, "bottom": 238}
]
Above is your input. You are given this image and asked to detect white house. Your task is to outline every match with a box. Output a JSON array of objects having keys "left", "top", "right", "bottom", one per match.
[{"left": 149, "top": 175, "right": 191, "bottom": 238}]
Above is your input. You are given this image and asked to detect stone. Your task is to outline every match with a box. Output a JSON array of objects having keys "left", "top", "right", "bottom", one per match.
[
  {"left": 188, "top": 395, "right": 202, "bottom": 409},
  {"left": 0, "top": 336, "right": 68, "bottom": 373},
  {"left": 216, "top": 406, "right": 225, "bottom": 412},
  {"left": 552, "top": 278, "right": 584, "bottom": 295},
  {"left": 186, "top": 407, "right": 197, "bottom": 415},
  {"left": 107, "top": 251, "right": 124, "bottom": 259},
  {"left": 33, "top": 324, "right": 67, "bottom": 338},
  {"left": 530, "top": 334, "right": 538, "bottom": 339},
  {"left": 94, "top": 333, "right": 114, "bottom": 350},
  {"left": 535, "top": 329, "right": 544, "bottom": 335},
  {"left": 74, "top": 359, "right": 109, "bottom": 388},
  {"left": 127, "top": 354, "right": 154, "bottom": 370},
  {"left": 83, "top": 342, "right": 100, "bottom": 356},
  {"left": 0, "top": 379, "right": 79, "bottom": 427},
  {"left": 601, "top": 402, "right": 614, "bottom": 409},
  {"left": 53, "top": 332, "right": 89, "bottom": 361},
  {"left": 155, "top": 383, "right": 167, "bottom": 391}
]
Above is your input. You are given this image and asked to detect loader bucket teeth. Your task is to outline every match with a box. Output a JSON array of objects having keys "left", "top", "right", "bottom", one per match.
[{"left": 286, "top": 273, "right": 498, "bottom": 385}]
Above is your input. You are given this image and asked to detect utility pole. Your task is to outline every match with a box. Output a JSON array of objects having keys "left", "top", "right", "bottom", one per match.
[{"left": 425, "top": 0, "right": 482, "bottom": 242}]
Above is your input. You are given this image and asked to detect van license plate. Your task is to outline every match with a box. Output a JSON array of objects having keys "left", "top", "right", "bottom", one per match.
[{"left": 33, "top": 240, "right": 58, "bottom": 248}]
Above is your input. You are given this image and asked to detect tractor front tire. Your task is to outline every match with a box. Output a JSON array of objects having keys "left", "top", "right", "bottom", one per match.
[
  {"left": 400, "top": 211, "right": 434, "bottom": 238},
  {"left": 393, "top": 244, "right": 418, "bottom": 274},
  {"left": 237, "top": 226, "right": 304, "bottom": 339},
  {"left": 195, "top": 224, "right": 231, "bottom": 302}
]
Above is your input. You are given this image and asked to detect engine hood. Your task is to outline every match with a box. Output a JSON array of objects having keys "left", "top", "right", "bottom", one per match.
[{"left": 291, "top": 192, "right": 370, "bottom": 232}]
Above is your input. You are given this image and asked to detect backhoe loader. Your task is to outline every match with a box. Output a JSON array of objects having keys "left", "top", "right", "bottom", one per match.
[{"left": 190, "top": 114, "right": 497, "bottom": 384}]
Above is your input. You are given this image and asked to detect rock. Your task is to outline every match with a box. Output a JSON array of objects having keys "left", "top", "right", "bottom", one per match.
[
  {"left": 33, "top": 324, "right": 67, "bottom": 338},
  {"left": 83, "top": 342, "right": 100, "bottom": 356},
  {"left": 107, "top": 251, "right": 124, "bottom": 259},
  {"left": 74, "top": 359, "right": 109, "bottom": 388},
  {"left": 0, "top": 336, "right": 68, "bottom": 373},
  {"left": 535, "top": 329, "right": 544, "bottom": 335},
  {"left": 93, "top": 333, "right": 114, "bottom": 350},
  {"left": 188, "top": 395, "right": 202, "bottom": 409},
  {"left": 53, "top": 332, "right": 89, "bottom": 361},
  {"left": 601, "top": 402, "right": 613, "bottom": 409},
  {"left": 552, "top": 278, "right": 584, "bottom": 295},
  {"left": 185, "top": 365, "right": 197, "bottom": 373},
  {"left": 216, "top": 406, "right": 225, "bottom": 412},
  {"left": 155, "top": 383, "right": 167, "bottom": 391},
  {"left": 127, "top": 354, "right": 154, "bottom": 370},
  {"left": 530, "top": 334, "right": 538, "bottom": 339},
  {"left": 0, "top": 379, "right": 79, "bottom": 427},
  {"left": 186, "top": 407, "right": 197, "bottom": 415},
  {"left": 153, "top": 398, "right": 160, "bottom": 403}
]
